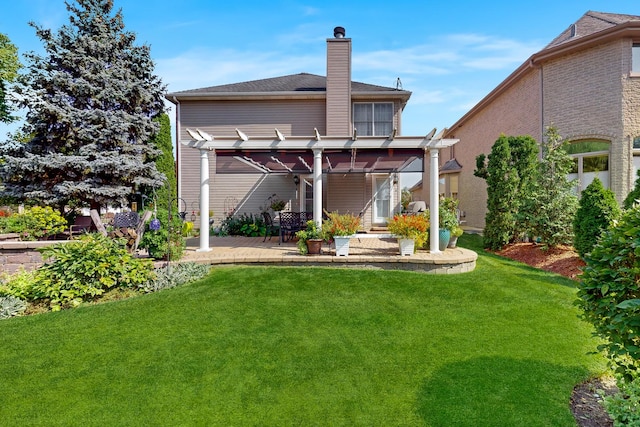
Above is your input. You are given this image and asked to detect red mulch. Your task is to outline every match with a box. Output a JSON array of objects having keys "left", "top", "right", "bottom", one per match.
[{"left": 494, "top": 242, "right": 585, "bottom": 280}]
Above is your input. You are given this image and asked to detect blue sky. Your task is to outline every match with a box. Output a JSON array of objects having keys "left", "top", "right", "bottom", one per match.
[{"left": 1, "top": 0, "right": 638, "bottom": 138}]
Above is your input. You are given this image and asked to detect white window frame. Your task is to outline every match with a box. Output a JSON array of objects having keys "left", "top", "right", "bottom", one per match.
[
  {"left": 353, "top": 102, "right": 394, "bottom": 136},
  {"left": 633, "top": 43, "right": 640, "bottom": 75}
]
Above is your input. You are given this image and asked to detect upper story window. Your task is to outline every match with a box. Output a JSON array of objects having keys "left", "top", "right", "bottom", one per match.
[
  {"left": 633, "top": 43, "right": 640, "bottom": 74},
  {"left": 565, "top": 140, "right": 610, "bottom": 193},
  {"left": 353, "top": 103, "right": 393, "bottom": 136}
]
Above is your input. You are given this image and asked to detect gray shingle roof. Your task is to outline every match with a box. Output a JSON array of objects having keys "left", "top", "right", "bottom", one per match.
[
  {"left": 169, "top": 73, "right": 405, "bottom": 95},
  {"left": 546, "top": 11, "right": 640, "bottom": 49}
]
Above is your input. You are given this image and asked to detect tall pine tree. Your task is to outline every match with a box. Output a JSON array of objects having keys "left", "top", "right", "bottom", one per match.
[{"left": 0, "top": 0, "right": 166, "bottom": 210}]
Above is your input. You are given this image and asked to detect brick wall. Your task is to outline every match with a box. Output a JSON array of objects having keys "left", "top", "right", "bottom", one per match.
[{"left": 0, "top": 241, "right": 70, "bottom": 274}]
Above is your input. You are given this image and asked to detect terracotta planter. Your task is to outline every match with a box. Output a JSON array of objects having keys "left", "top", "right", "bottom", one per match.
[
  {"left": 398, "top": 238, "right": 415, "bottom": 256},
  {"left": 306, "top": 239, "right": 323, "bottom": 255},
  {"left": 333, "top": 236, "right": 351, "bottom": 256}
]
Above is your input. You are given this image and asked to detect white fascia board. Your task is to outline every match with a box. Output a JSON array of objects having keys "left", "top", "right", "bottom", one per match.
[{"left": 180, "top": 136, "right": 459, "bottom": 151}]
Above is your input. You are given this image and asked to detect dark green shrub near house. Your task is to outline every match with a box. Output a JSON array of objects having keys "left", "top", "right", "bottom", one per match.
[
  {"left": 623, "top": 169, "right": 640, "bottom": 210},
  {"left": 577, "top": 206, "right": 640, "bottom": 378},
  {"left": 573, "top": 177, "right": 621, "bottom": 258}
]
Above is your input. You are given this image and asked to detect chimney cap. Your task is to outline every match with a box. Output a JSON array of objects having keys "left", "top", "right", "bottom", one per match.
[{"left": 333, "top": 26, "right": 346, "bottom": 38}]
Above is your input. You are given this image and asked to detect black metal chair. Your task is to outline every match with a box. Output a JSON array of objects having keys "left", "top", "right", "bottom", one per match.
[{"left": 262, "top": 211, "right": 274, "bottom": 242}]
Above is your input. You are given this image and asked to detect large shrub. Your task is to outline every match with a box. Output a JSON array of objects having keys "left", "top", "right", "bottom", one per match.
[
  {"left": 34, "top": 234, "right": 155, "bottom": 310},
  {"left": 0, "top": 206, "right": 67, "bottom": 240},
  {"left": 573, "top": 177, "right": 621, "bottom": 258},
  {"left": 577, "top": 206, "right": 640, "bottom": 378}
]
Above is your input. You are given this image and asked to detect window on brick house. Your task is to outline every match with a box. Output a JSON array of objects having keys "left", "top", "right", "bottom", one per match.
[
  {"left": 353, "top": 103, "right": 393, "bottom": 136},
  {"left": 633, "top": 43, "right": 640, "bottom": 73},
  {"left": 565, "top": 140, "right": 610, "bottom": 193}
]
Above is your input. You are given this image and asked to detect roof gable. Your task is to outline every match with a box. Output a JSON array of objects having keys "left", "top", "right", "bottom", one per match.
[{"left": 546, "top": 10, "right": 640, "bottom": 49}]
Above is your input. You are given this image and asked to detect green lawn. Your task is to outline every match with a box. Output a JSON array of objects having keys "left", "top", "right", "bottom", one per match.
[{"left": 0, "top": 235, "right": 606, "bottom": 426}]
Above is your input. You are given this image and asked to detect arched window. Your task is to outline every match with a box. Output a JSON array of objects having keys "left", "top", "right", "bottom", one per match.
[{"left": 565, "top": 140, "right": 609, "bottom": 193}]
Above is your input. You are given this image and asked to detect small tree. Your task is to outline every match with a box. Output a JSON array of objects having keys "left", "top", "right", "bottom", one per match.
[
  {"left": 573, "top": 177, "right": 621, "bottom": 258},
  {"left": 526, "top": 126, "right": 578, "bottom": 247},
  {"left": 623, "top": 169, "right": 640, "bottom": 210}
]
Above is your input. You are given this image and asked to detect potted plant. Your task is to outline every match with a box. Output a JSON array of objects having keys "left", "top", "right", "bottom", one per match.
[
  {"left": 322, "top": 211, "right": 360, "bottom": 256},
  {"left": 386, "top": 213, "right": 429, "bottom": 255},
  {"left": 295, "top": 220, "right": 323, "bottom": 255},
  {"left": 438, "top": 204, "right": 459, "bottom": 251},
  {"left": 448, "top": 225, "right": 464, "bottom": 248},
  {"left": 266, "top": 194, "right": 287, "bottom": 212}
]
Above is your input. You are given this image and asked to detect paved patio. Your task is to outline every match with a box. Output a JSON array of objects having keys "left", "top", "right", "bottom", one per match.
[{"left": 180, "top": 235, "right": 477, "bottom": 274}]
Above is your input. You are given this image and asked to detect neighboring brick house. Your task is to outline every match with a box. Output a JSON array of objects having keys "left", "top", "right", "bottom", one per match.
[
  {"left": 413, "top": 11, "right": 640, "bottom": 229},
  {"left": 167, "top": 27, "right": 453, "bottom": 241}
]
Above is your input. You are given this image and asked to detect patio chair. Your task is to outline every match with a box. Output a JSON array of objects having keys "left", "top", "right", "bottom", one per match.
[
  {"left": 59, "top": 215, "right": 95, "bottom": 239},
  {"left": 262, "top": 211, "right": 274, "bottom": 242},
  {"left": 278, "top": 211, "right": 301, "bottom": 244}
]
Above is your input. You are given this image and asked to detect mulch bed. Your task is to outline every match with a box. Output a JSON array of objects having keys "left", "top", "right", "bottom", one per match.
[{"left": 493, "top": 242, "right": 616, "bottom": 426}]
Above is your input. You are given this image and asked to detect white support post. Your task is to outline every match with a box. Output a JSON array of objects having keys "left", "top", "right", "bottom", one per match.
[
  {"left": 313, "top": 148, "right": 323, "bottom": 227},
  {"left": 197, "top": 149, "right": 212, "bottom": 252},
  {"left": 429, "top": 148, "right": 440, "bottom": 254}
]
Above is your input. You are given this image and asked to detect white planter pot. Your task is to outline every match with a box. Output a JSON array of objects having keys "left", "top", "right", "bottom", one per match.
[
  {"left": 334, "top": 236, "right": 351, "bottom": 256},
  {"left": 398, "top": 238, "right": 415, "bottom": 256}
]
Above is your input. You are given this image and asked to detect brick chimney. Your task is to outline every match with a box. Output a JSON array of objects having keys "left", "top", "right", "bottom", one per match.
[{"left": 326, "top": 26, "right": 351, "bottom": 135}]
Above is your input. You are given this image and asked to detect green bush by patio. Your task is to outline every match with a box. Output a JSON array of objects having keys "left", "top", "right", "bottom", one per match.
[{"left": 0, "top": 235, "right": 606, "bottom": 425}]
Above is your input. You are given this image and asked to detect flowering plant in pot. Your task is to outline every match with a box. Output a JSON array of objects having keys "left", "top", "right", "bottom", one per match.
[
  {"left": 387, "top": 213, "right": 429, "bottom": 252},
  {"left": 322, "top": 211, "right": 360, "bottom": 240},
  {"left": 322, "top": 211, "right": 360, "bottom": 256},
  {"left": 266, "top": 194, "right": 287, "bottom": 212},
  {"left": 295, "top": 220, "right": 323, "bottom": 255}
]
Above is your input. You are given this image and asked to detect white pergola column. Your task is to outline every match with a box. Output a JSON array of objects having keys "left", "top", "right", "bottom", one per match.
[
  {"left": 197, "top": 148, "right": 212, "bottom": 252},
  {"left": 429, "top": 148, "right": 441, "bottom": 254},
  {"left": 313, "top": 148, "right": 323, "bottom": 226}
]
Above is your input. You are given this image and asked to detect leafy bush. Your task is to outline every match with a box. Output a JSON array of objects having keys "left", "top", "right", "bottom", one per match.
[
  {"left": 624, "top": 169, "right": 640, "bottom": 210},
  {"left": 220, "top": 212, "right": 267, "bottom": 237},
  {"left": 139, "top": 208, "right": 185, "bottom": 260},
  {"left": 0, "top": 269, "right": 38, "bottom": 300},
  {"left": 295, "top": 220, "right": 323, "bottom": 254},
  {"left": 0, "top": 295, "right": 27, "bottom": 319},
  {"left": 139, "top": 262, "right": 211, "bottom": 293},
  {"left": 573, "top": 177, "right": 621, "bottom": 258},
  {"left": 35, "top": 234, "right": 156, "bottom": 310},
  {"left": 604, "top": 376, "right": 640, "bottom": 426},
  {"left": 0, "top": 206, "right": 67, "bottom": 240},
  {"left": 577, "top": 206, "right": 640, "bottom": 378}
]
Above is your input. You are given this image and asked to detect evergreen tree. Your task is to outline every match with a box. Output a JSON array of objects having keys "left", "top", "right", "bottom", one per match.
[
  {"left": 573, "top": 177, "right": 621, "bottom": 258},
  {"left": 145, "top": 113, "right": 176, "bottom": 209},
  {"left": 0, "top": 32, "right": 21, "bottom": 124},
  {"left": 0, "top": 0, "right": 166, "bottom": 210},
  {"left": 475, "top": 135, "right": 519, "bottom": 250},
  {"left": 527, "top": 126, "right": 578, "bottom": 247},
  {"left": 623, "top": 169, "right": 640, "bottom": 210},
  {"left": 475, "top": 134, "right": 538, "bottom": 250}
]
